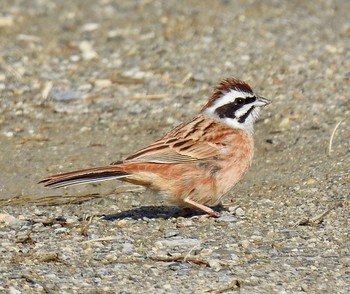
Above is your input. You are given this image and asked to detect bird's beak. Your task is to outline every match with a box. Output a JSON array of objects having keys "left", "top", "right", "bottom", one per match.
[{"left": 256, "top": 96, "right": 271, "bottom": 107}]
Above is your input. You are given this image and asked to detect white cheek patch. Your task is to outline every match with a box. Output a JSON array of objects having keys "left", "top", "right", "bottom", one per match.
[{"left": 235, "top": 104, "right": 253, "bottom": 118}]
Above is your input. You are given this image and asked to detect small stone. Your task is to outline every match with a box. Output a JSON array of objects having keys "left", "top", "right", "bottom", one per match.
[
  {"left": 228, "top": 205, "right": 240, "bottom": 213},
  {"left": 235, "top": 207, "right": 245, "bottom": 216},
  {"left": 94, "top": 79, "right": 112, "bottom": 89},
  {"left": 163, "top": 284, "right": 172, "bottom": 290},
  {"left": 79, "top": 40, "right": 93, "bottom": 52},
  {"left": 324, "top": 44, "right": 337, "bottom": 53},
  {"left": 231, "top": 253, "right": 240, "bottom": 262},
  {"left": 66, "top": 217, "right": 78, "bottom": 224},
  {"left": 176, "top": 219, "right": 193, "bottom": 228},
  {"left": 70, "top": 55, "right": 81, "bottom": 62},
  {"left": 0, "top": 213, "right": 21, "bottom": 226},
  {"left": 116, "top": 220, "right": 129, "bottom": 227},
  {"left": 217, "top": 215, "right": 237, "bottom": 222},
  {"left": 0, "top": 15, "right": 13, "bottom": 27},
  {"left": 279, "top": 117, "right": 290, "bottom": 128},
  {"left": 82, "top": 50, "right": 98, "bottom": 60},
  {"left": 3, "top": 131, "right": 14, "bottom": 138},
  {"left": 306, "top": 178, "right": 317, "bottom": 185},
  {"left": 240, "top": 240, "right": 250, "bottom": 248},
  {"left": 8, "top": 286, "right": 21, "bottom": 294},
  {"left": 208, "top": 259, "right": 221, "bottom": 270},
  {"left": 200, "top": 248, "right": 213, "bottom": 257},
  {"left": 54, "top": 227, "right": 69, "bottom": 234},
  {"left": 154, "top": 237, "right": 201, "bottom": 248},
  {"left": 79, "top": 41, "right": 98, "bottom": 60},
  {"left": 33, "top": 209, "right": 44, "bottom": 216},
  {"left": 81, "top": 23, "right": 100, "bottom": 32},
  {"left": 121, "top": 242, "right": 134, "bottom": 253},
  {"left": 51, "top": 90, "right": 86, "bottom": 101}
]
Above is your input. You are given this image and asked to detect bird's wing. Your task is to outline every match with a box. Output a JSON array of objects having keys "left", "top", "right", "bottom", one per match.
[
  {"left": 114, "top": 115, "right": 236, "bottom": 164},
  {"left": 122, "top": 138, "right": 218, "bottom": 163}
]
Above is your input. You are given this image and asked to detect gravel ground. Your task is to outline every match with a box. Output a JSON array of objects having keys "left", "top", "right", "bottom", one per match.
[{"left": 0, "top": 0, "right": 349, "bottom": 293}]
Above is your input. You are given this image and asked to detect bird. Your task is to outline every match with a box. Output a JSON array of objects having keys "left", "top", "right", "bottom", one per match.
[{"left": 39, "top": 78, "right": 270, "bottom": 217}]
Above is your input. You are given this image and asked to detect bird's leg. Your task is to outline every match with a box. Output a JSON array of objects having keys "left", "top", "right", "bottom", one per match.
[{"left": 183, "top": 197, "right": 220, "bottom": 217}]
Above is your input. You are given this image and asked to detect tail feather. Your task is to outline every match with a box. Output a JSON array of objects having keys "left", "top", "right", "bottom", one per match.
[{"left": 39, "top": 166, "right": 130, "bottom": 189}]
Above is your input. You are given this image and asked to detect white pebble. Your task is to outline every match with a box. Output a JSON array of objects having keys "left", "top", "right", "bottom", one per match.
[
  {"left": 94, "top": 79, "right": 112, "bottom": 89},
  {"left": 81, "top": 23, "right": 100, "bottom": 32}
]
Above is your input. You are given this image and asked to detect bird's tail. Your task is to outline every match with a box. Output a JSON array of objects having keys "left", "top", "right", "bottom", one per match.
[{"left": 39, "top": 166, "right": 130, "bottom": 189}]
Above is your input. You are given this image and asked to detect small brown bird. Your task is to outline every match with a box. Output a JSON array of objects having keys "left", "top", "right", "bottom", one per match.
[{"left": 39, "top": 78, "right": 270, "bottom": 217}]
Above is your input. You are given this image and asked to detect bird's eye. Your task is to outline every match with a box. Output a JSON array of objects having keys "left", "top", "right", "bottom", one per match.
[{"left": 235, "top": 98, "right": 245, "bottom": 105}]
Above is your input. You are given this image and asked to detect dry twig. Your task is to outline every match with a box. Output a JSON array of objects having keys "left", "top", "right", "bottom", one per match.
[
  {"left": 149, "top": 255, "right": 210, "bottom": 267},
  {"left": 80, "top": 215, "right": 102, "bottom": 237},
  {"left": 293, "top": 206, "right": 338, "bottom": 227},
  {"left": 328, "top": 120, "right": 343, "bottom": 155},
  {"left": 82, "top": 235, "right": 122, "bottom": 243}
]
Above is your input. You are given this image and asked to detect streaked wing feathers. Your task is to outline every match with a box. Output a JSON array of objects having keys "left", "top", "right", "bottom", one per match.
[{"left": 119, "top": 115, "right": 236, "bottom": 164}]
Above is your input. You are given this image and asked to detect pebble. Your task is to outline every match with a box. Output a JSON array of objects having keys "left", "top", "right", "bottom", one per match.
[
  {"left": 82, "top": 50, "right": 98, "bottom": 60},
  {"left": 81, "top": 23, "right": 100, "bottom": 32},
  {"left": 66, "top": 217, "right": 78, "bottom": 224},
  {"left": 235, "top": 207, "right": 245, "bottom": 216},
  {"left": 51, "top": 90, "right": 86, "bottom": 101},
  {"left": 3, "top": 131, "right": 14, "bottom": 138},
  {"left": 279, "top": 117, "right": 290, "bottom": 128},
  {"left": 207, "top": 259, "right": 222, "bottom": 270},
  {"left": 231, "top": 254, "right": 240, "bottom": 262},
  {"left": 8, "top": 287, "right": 21, "bottom": 294},
  {"left": 54, "top": 227, "right": 69, "bottom": 234},
  {"left": 176, "top": 219, "right": 193, "bottom": 228},
  {"left": 240, "top": 240, "right": 251, "bottom": 248},
  {"left": 0, "top": 15, "right": 14, "bottom": 27},
  {"left": 228, "top": 205, "right": 241, "bottom": 213},
  {"left": 154, "top": 237, "right": 201, "bottom": 248},
  {"left": 324, "top": 44, "right": 337, "bottom": 53},
  {"left": 115, "top": 219, "right": 130, "bottom": 227},
  {"left": 217, "top": 215, "right": 237, "bottom": 222},
  {"left": 121, "top": 243, "right": 134, "bottom": 253},
  {"left": 0, "top": 213, "right": 21, "bottom": 226},
  {"left": 70, "top": 54, "right": 81, "bottom": 62},
  {"left": 94, "top": 79, "right": 112, "bottom": 89},
  {"left": 79, "top": 40, "right": 98, "bottom": 60}
]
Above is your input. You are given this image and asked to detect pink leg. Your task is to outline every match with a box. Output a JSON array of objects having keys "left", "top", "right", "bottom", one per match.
[{"left": 183, "top": 197, "right": 220, "bottom": 217}]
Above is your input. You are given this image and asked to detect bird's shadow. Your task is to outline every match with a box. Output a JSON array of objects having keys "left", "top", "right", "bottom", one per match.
[{"left": 100, "top": 205, "right": 227, "bottom": 221}]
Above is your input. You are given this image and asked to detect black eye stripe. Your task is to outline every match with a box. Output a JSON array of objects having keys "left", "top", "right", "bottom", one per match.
[
  {"left": 215, "top": 102, "right": 241, "bottom": 119},
  {"left": 215, "top": 96, "right": 256, "bottom": 119},
  {"left": 234, "top": 96, "right": 256, "bottom": 105},
  {"left": 245, "top": 96, "right": 256, "bottom": 104}
]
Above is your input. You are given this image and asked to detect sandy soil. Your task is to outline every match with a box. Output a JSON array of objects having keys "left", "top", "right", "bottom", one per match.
[{"left": 0, "top": 0, "right": 349, "bottom": 293}]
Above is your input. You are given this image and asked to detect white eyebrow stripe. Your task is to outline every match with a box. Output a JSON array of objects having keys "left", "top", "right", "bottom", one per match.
[{"left": 203, "top": 89, "right": 252, "bottom": 115}]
